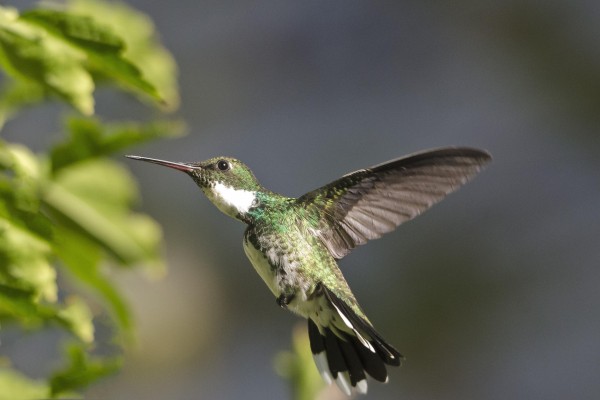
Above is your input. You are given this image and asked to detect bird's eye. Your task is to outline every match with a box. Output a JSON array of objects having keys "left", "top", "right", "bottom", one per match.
[{"left": 217, "top": 160, "right": 230, "bottom": 171}]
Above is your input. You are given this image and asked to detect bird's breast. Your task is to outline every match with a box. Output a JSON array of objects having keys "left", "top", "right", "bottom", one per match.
[
  {"left": 243, "top": 227, "right": 316, "bottom": 305},
  {"left": 243, "top": 236, "right": 281, "bottom": 297}
]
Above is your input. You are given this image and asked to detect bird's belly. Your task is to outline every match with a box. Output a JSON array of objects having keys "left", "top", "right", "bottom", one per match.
[
  {"left": 289, "top": 292, "right": 329, "bottom": 320},
  {"left": 243, "top": 238, "right": 281, "bottom": 297},
  {"left": 243, "top": 235, "right": 316, "bottom": 317}
]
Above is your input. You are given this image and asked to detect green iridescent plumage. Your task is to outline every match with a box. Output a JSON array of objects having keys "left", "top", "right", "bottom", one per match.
[{"left": 126, "top": 147, "right": 491, "bottom": 395}]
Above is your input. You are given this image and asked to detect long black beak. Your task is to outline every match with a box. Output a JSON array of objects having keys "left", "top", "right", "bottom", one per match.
[{"left": 125, "top": 155, "right": 198, "bottom": 173}]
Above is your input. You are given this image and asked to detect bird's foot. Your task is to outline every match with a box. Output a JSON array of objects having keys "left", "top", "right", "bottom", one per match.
[{"left": 276, "top": 293, "right": 295, "bottom": 309}]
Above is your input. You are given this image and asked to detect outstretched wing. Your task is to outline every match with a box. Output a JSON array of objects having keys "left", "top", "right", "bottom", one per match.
[{"left": 297, "top": 147, "right": 491, "bottom": 259}]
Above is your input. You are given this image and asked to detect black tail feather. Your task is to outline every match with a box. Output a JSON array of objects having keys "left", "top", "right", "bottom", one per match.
[
  {"left": 307, "top": 284, "right": 403, "bottom": 394},
  {"left": 308, "top": 317, "right": 325, "bottom": 354},
  {"left": 324, "top": 328, "right": 346, "bottom": 378},
  {"left": 337, "top": 335, "right": 367, "bottom": 385},
  {"left": 322, "top": 285, "right": 402, "bottom": 366},
  {"left": 349, "top": 334, "right": 388, "bottom": 382}
]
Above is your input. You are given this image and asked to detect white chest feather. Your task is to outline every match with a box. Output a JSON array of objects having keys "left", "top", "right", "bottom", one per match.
[{"left": 206, "top": 182, "right": 256, "bottom": 217}]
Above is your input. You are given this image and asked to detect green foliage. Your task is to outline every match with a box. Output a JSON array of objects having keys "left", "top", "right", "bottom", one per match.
[
  {"left": 0, "top": 368, "right": 52, "bottom": 400},
  {"left": 49, "top": 343, "right": 122, "bottom": 397},
  {"left": 0, "top": 0, "right": 181, "bottom": 397},
  {"left": 0, "top": 2, "right": 168, "bottom": 118},
  {"left": 66, "top": 0, "right": 180, "bottom": 110},
  {"left": 0, "top": 7, "right": 95, "bottom": 115},
  {"left": 275, "top": 324, "right": 327, "bottom": 400}
]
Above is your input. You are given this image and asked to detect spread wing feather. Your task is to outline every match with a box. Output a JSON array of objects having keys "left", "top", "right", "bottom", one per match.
[{"left": 298, "top": 147, "right": 491, "bottom": 259}]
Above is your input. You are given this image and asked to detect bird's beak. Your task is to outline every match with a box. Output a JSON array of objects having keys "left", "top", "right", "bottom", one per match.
[{"left": 125, "top": 155, "right": 198, "bottom": 173}]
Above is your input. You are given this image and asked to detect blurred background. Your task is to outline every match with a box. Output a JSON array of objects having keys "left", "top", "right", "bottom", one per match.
[{"left": 4, "top": 0, "right": 600, "bottom": 399}]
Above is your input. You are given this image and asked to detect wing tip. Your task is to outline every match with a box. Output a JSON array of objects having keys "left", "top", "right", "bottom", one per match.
[
  {"left": 371, "top": 146, "right": 492, "bottom": 172},
  {"left": 414, "top": 146, "right": 492, "bottom": 162}
]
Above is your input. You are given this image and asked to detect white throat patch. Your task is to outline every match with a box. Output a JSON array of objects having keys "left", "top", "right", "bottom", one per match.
[{"left": 208, "top": 182, "right": 256, "bottom": 217}]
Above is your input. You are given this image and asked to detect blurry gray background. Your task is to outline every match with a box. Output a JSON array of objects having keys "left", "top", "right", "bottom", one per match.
[{"left": 4, "top": 0, "right": 600, "bottom": 399}]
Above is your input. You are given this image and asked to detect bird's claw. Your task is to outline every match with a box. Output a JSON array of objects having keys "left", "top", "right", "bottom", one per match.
[{"left": 276, "top": 293, "right": 295, "bottom": 309}]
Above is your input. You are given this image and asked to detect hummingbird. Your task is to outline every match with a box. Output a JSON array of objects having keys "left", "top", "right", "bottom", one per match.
[{"left": 126, "top": 147, "right": 491, "bottom": 395}]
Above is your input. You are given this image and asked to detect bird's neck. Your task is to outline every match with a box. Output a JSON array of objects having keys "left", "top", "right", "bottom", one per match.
[{"left": 204, "top": 183, "right": 291, "bottom": 223}]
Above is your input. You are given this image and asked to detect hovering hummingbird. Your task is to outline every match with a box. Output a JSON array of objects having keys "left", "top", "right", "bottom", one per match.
[{"left": 126, "top": 147, "right": 490, "bottom": 395}]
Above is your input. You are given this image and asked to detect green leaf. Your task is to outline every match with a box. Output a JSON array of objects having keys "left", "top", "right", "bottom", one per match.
[
  {"left": 21, "top": 8, "right": 162, "bottom": 103},
  {"left": 20, "top": 9, "right": 124, "bottom": 54},
  {"left": 0, "top": 2, "right": 179, "bottom": 116},
  {"left": 0, "top": 218, "right": 56, "bottom": 302},
  {"left": 0, "top": 141, "right": 46, "bottom": 213},
  {"left": 54, "top": 225, "right": 132, "bottom": 340},
  {"left": 0, "top": 143, "right": 98, "bottom": 342},
  {"left": 0, "top": 6, "right": 94, "bottom": 114},
  {"left": 50, "top": 116, "right": 185, "bottom": 172},
  {"left": 274, "top": 324, "right": 326, "bottom": 400},
  {"left": 0, "top": 284, "right": 43, "bottom": 323},
  {"left": 43, "top": 159, "right": 164, "bottom": 272},
  {"left": 56, "top": 296, "right": 94, "bottom": 343},
  {"left": 0, "top": 368, "right": 50, "bottom": 400},
  {"left": 0, "top": 143, "right": 57, "bottom": 304},
  {"left": 49, "top": 343, "right": 121, "bottom": 397},
  {"left": 67, "top": 0, "right": 179, "bottom": 109},
  {"left": 0, "top": 80, "right": 44, "bottom": 130}
]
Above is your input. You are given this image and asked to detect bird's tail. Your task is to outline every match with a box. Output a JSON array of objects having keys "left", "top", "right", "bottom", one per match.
[{"left": 308, "top": 285, "right": 402, "bottom": 396}]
